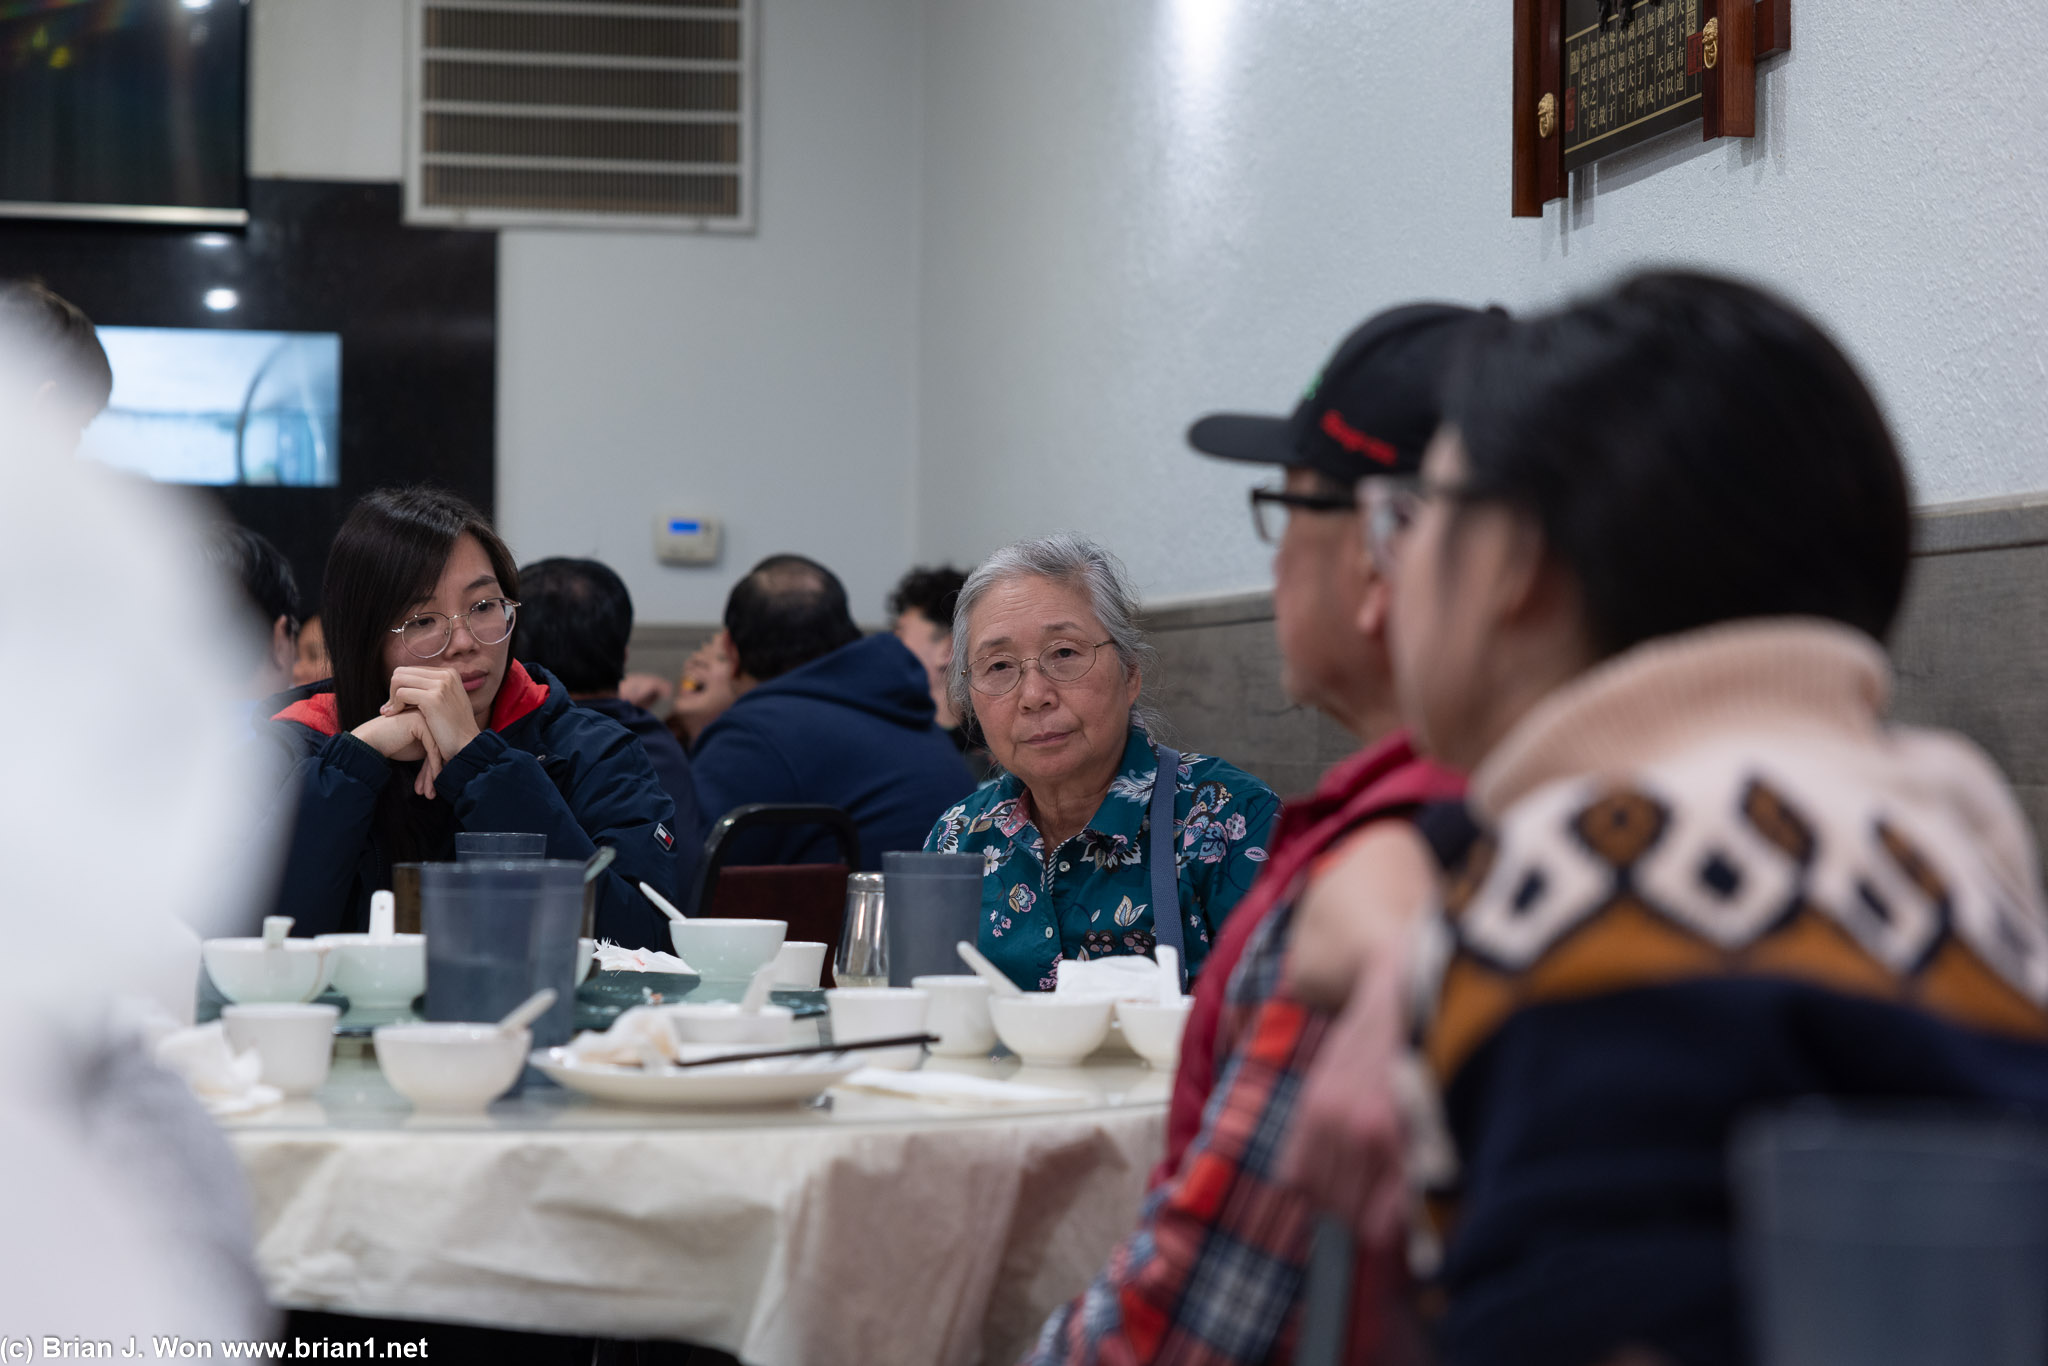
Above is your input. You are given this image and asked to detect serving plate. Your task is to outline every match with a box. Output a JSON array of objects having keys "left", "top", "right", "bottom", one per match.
[{"left": 530, "top": 1047, "right": 858, "bottom": 1108}]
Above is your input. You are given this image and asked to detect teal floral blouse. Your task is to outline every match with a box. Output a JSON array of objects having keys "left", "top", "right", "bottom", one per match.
[{"left": 924, "top": 727, "right": 1280, "bottom": 991}]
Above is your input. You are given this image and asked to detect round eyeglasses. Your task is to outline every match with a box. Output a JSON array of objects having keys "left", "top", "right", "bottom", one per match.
[
  {"left": 964, "top": 640, "right": 1115, "bottom": 696},
  {"left": 391, "top": 597, "right": 520, "bottom": 660}
]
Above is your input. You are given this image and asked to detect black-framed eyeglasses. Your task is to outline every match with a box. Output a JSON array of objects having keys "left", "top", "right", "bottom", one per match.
[
  {"left": 1248, "top": 485, "right": 1356, "bottom": 545},
  {"left": 963, "top": 639, "right": 1115, "bottom": 697},
  {"left": 390, "top": 597, "right": 521, "bottom": 660}
]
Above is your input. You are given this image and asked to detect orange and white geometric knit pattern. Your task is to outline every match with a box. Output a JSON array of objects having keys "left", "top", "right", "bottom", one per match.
[{"left": 1423, "top": 735, "right": 2048, "bottom": 1088}]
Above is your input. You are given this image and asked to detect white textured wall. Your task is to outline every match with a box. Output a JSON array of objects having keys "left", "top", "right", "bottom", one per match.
[
  {"left": 249, "top": 0, "right": 924, "bottom": 623},
  {"left": 495, "top": 0, "right": 923, "bottom": 622},
  {"left": 249, "top": 0, "right": 2048, "bottom": 611},
  {"left": 916, "top": 0, "right": 2048, "bottom": 602}
]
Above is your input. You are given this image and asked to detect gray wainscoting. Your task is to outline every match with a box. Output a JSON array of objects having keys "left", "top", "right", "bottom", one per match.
[
  {"left": 632, "top": 494, "right": 2048, "bottom": 841},
  {"left": 1891, "top": 495, "right": 2048, "bottom": 846},
  {"left": 623, "top": 623, "right": 721, "bottom": 711}
]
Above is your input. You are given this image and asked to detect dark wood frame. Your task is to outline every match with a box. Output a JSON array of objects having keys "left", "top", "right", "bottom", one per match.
[{"left": 1514, "top": 0, "right": 1788, "bottom": 217}]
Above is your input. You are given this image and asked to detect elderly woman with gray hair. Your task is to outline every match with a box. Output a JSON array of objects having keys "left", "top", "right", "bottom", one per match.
[{"left": 926, "top": 534, "right": 1279, "bottom": 992}]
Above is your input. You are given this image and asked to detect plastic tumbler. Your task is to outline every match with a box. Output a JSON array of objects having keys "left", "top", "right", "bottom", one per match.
[
  {"left": 420, "top": 860, "right": 584, "bottom": 1054},
  {"left": 881, "top": 851, "right": 983, "bottom": 988},
  {"left": 455, "top": 832, "right": 547, "bottom": 861},
  {"left": 1732, "top": 1107, "right": 2048, "bottom": 1366}
]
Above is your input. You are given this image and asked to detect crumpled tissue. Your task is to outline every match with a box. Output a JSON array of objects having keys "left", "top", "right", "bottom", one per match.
[
  {"left": 590, "top": 941, "right": 697, "bottom": 976},
  {"left": 1053, "top": 954, "right": 1173, "bottom": 1002},
  {"left": 563, "top": 1005, "right": 683, "bottom": 1068},
  {"left": 153, "top": 1022, "right": 282, "bottom": 1117}
]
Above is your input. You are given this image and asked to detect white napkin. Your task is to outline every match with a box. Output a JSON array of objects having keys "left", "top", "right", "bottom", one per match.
[
  {"left": 152, "top": 1022, "right": 282, "bottom": 1117},
  {"left": 834, "top": 1068, "right": 1090, "bottom": 1108},
  {"left": 563, "top": 1005, "right": 683, "bottom": 1067},
  {"left": 1053, "top": 954, "right": 1171, "bottom": 1002},
  {"left": 591, "top": 941, "right": 698, "bottom": 975}
]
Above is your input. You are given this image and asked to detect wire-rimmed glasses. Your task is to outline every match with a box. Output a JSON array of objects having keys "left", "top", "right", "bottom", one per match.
[
  {"left": 391, "top": 597, "right": 521, "bottom": 660},
  {"left": 1359, "top": 475, "right": 1487, "bottom": 572},
  {"left": 964, "top": 640, "right": 1115, "bottom": 696}
]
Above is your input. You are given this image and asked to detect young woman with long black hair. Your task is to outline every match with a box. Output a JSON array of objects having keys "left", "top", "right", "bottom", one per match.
[{"left": 269, "top": 487, "right": 677, "bottom": 946}]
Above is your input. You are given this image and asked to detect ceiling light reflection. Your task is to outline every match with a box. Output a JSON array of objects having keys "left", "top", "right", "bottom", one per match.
[{"left": 203, "top": 289, "right": 239, "bottom": 312}]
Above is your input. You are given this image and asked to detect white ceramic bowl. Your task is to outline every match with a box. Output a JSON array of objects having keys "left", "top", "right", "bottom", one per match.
[
  {"left": 826, "top": 986, "right": 931, "bottom": 1070},
  {"left": 989, "top": 995, "right": 1114, "bottom": 1067},
  {"left": 771, "top": 940, "right": 828, "bottom": 989},
  {"left": 221, "top": 1002, "right": 339, "bottom": 1095},
  {"left": 669, "top": 918, "right": 786, "bottom": 980},
  {"left": 314, "top": 934, "right": 425, "bottom": 1012},
  {"left": 202, "top": 937, "right": 335, "bottom": 1005},
  {"left": 911, "top": 975, "right": 996, "bottom": 1057},
  {"left": 664, "top": 1002, "right": 795, "bottom": 1046},
  {"left": 1116, "top": 998, "right": 1193, "bottom": 1070},
  {"left": 373, "top": 1023, "right": 529, "bottom": 1113}
]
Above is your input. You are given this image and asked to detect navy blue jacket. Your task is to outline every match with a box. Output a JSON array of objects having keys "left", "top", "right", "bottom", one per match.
[
  {"left": 579, "top": 694, "right": 702, "bottom": 894},
  {"left": 268, "top": 661, "right": 677, "bottom": 948},
  {"left": 690, "top": 633, "right": 975, "bottom": 871}
]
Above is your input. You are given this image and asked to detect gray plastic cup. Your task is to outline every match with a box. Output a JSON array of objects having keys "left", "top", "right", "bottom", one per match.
[
  {"left": 881, "top": 851, "right": 983, "bottom": 988},
  {"left": 1732, "top": 1107, "right": 2048, "bottom": 1366},
  {"left": 420, "top": 860, "right": 584, "bottom": 1061},
  {"left": 455, "top": 832, "right": 547, "bottom": 861}
]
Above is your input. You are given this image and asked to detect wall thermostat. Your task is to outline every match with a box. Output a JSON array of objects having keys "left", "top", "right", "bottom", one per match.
[{"left": 654, "top": 513, "right": 722, "bottom": 566}]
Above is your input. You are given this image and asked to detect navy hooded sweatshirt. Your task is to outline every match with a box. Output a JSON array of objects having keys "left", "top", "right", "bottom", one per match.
[
  {"left": 268, "top": 661, "right": 677, "bottom": 948},
  {"left": 690, "top": 633, "right": 976, "bottom": 872},
  {"left": 577, "top": 693, "right": 702, "bottom": 896}
]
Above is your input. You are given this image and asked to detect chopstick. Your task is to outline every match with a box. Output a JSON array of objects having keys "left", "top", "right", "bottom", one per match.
[{"left": 665, "top": 1032, "right": 939, "bottom": 1069}]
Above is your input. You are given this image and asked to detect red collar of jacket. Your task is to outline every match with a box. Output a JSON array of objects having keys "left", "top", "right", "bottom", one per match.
[{"left": 272, "top": 661, "right": 551, "bottom": 737}]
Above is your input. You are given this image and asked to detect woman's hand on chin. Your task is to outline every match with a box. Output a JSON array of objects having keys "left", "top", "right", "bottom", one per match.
[
  {"left": 351, "top": 709, "right": 449, "bottom": 799},
  {"left": 383, "top": 665, "right": 483, "bottom": 763}
]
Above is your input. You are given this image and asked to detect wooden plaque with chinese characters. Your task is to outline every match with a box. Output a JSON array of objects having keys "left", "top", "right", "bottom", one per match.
[
  {"left": 1563, "top": 0, "right": 1702, "bottom": 171},
  {"left": 1512, "top": 0, "right": 1788, "bottom": 216}
]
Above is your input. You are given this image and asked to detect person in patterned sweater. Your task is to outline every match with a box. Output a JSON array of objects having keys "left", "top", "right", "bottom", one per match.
[{"left": 1287, "top": 271, "right": 2048, "bottom": 1366}]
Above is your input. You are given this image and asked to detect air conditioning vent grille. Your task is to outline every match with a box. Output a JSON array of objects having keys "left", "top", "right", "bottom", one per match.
[{"left": 405, "top": 0, "right": 753, "bottom": 231}]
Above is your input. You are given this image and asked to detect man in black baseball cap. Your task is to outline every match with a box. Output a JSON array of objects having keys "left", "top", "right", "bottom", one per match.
[
  {"left": 1026, "top": 302, "right": 1490, "bottom": 1366},
  {"left": 1189, "top": 301, "right": 1487, "bottom": 724}
]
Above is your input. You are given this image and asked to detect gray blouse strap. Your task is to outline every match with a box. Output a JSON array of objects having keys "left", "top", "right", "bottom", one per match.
[{"left": 1149, "top": 745, "right": 1188, "bottom": 991}]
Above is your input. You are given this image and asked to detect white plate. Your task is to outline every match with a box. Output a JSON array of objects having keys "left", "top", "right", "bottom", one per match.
[{"left": 530, "top": 1048, "right": 859, "bottom": 1108}]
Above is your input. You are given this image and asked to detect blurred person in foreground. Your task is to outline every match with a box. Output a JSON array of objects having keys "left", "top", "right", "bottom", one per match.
[
  {"left": 267, "top": 487, "right": 677, "bottom": 946},
  {"left": 928, "top": 535, "right": 1278, "bottom": 991},
  {"left": 203, "top": 522, "right": 301, "bottom": 703},
  {"left": 514, "top": 555, "right": 703, "bottom": 892},
  {"left": 293, "top": 611, "right": 330, "bottom": 687},
  {"left": 1285, "top": 272, "right": 2048, "bottom": 1366},
  {"left": 0, "top": 278, "right": 112, "bottom": 452},
  {"left": 691, "top": 554, "right": 975, "bottom": 870},
  {"left": 890, "top": 563, "right": 993, "bottom": 779},
  {"left": 0, "top": 350, "right": 274, "bottom": 1338},
  {"left": 1021, "top": 305, "right": 1479, "bottom": 1364}
]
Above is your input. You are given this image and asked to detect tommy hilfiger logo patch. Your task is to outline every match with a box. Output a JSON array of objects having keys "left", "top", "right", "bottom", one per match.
[{"left": 654, "top": 824, "right": 675, "bottom": 851}]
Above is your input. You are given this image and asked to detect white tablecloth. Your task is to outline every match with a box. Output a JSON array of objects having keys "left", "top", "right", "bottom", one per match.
[{"left": 222, "top": 1043, "right": 1167, "bottom": 1366}]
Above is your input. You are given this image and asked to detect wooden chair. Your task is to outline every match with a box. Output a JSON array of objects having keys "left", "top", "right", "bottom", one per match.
[{"left": 685, "top": 804, "right": 862, "bottom": 987}]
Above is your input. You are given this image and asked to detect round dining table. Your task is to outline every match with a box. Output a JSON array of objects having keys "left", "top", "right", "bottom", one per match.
[{"left": 220, "top": 1029, "right": 1168, "bottom": 1366}]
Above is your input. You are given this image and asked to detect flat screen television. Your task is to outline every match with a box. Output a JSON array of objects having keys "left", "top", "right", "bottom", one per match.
[
  {"left": 0, "top": 0, "right": 247, "bottom": 225},
  {"left": 81, "top": 326, "right": 341, "bottom": 487}
]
